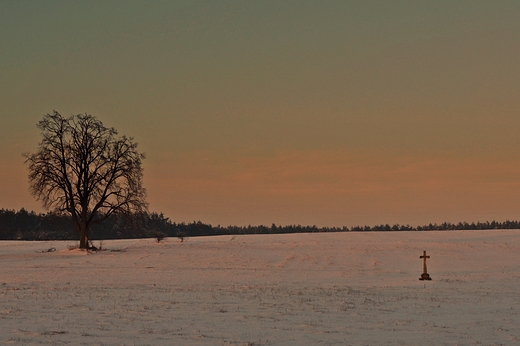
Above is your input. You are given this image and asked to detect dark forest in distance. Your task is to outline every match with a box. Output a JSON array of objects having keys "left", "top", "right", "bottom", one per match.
[{"left": 1, "top": 208, "right": 519, "bottom": 242}]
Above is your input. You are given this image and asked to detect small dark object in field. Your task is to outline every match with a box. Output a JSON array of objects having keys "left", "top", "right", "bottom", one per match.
[
  {"left": 40, "top": 331, "right": 67, "bottom": 335},
  {"left": 176, "top": 231, "right": 187, "bottom": 242},
  {"left": 110, "top": 248, "right": 126, "bottom": 252},
  {"left": 40, "top": 247, "right": 56, "bottom": 253},
  {"left": 153, "top": 231, "right": 167, "bottom": 243}
]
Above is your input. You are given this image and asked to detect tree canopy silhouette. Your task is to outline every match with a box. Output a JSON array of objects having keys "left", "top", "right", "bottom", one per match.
[{"left": 24, "top": 111, "right": 147, "bottom": 248}]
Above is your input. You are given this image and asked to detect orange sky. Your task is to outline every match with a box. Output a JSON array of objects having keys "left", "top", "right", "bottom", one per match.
[
  {"left": 1, "top": 1, "right": 520, "bottom": 226},
  {"left": 143, "top": 149, "right": 520, "bottom": 226}
]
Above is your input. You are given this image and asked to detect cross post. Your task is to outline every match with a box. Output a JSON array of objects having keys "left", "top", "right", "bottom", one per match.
[{"left": 419, "top": 250, "right": 432, "bottom": 280}]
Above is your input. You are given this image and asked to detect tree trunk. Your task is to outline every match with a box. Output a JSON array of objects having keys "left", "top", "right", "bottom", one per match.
[{"left": 79, "top": 222, "right": 89, "bottom": 249}]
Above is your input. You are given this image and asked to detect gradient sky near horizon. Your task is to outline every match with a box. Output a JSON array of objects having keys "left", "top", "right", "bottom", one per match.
[{"left": 1, "top": 1, "right": 520, "bottom": 227}]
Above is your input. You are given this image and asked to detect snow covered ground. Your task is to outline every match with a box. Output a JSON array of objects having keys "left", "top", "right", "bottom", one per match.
[{"left": 1, "top": 230, "right": 519, "bottom": 345}]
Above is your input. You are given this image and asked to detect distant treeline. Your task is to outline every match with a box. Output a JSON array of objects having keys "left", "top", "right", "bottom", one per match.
[{"left": 1, "top": 208, "right": 519, "bottom": 241}]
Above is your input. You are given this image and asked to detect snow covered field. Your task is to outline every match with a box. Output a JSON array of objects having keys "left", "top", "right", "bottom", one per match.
[{"left": 1, "top": 230, "right": 519, "bottom": 345}]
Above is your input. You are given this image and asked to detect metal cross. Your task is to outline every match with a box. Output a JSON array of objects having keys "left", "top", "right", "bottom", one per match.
[{"left": 419, "top": 250, "right": 432, "bottom": 280}]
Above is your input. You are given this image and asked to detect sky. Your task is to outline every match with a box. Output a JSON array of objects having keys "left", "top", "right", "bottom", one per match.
[{"left": 1, "top": 1, "right": 520, "bottom": 227}]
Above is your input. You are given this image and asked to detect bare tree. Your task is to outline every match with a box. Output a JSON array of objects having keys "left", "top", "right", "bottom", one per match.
[{"left": 24, "top": 111, "right": 147, "bottom": 249}]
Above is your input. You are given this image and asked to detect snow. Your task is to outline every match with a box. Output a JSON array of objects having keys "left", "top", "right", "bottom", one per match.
[{"left": 1, "top": 230, "right": 519, "bottom": 345}]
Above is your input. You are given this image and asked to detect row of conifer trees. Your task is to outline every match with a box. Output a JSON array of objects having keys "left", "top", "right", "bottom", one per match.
[{"left": 0, "top": 208, "right": 518, "bottom": 241}]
